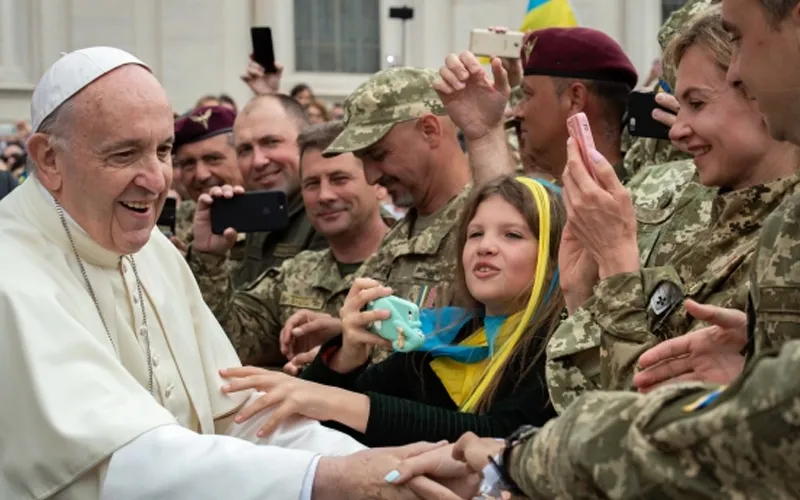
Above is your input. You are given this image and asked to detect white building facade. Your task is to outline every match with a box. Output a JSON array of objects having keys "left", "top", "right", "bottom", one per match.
[{"left": 0, "top": 0, "right": 688, "bottom": 124}]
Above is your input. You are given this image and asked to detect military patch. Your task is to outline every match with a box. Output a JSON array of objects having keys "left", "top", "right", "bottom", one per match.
[
  {"left": 279, "top": 293, "right": 325, "bottom": 310},
  {"left": 649, "top": 281, "right": 682, "bottom": 316},
  {"left": 273, "top": 243, "right": 300, "bottom": 259},
  {"left": 522, "top": 36, "right": 537, "bottom": 63},
  {"left": 683, "top": 386, "right": 726, "bottom": 413},
  {"left": 189, "top": 108, "right": 212, "bottom": 130}
]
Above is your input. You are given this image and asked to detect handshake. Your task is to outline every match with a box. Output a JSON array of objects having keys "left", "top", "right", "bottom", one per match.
[{"left": 315, "top": 433, "right": 511, "bottom": 499}]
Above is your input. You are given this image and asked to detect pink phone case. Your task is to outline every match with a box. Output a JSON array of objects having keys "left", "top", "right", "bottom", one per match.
[{"left": 566, "top": 112, "right": 598, "bottom": 181}]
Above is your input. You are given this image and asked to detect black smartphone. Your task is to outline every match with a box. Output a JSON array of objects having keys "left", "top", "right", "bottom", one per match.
[
  {"left": 627, "top": 91, "right": 672, "bottom": 140},
  {"left": 250, "top": 27, "right": 278, "bottom": 73},
  {"left": 210, "top": 191, "right": 289, "bottom": 235},
  {"left": 157, "top": 198, "right": 177, "bottom": 237}
]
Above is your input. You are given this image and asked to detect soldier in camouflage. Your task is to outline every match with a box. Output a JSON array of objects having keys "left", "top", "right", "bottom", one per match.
[
  {"left": 622, "top": 0, "right": 717, "bottom": 178},
  {"left": 391, "top": 2, "right": 800, "bottom": 497},
  {"left": 170, "top": 105, "right": 245, "bottom": 268},
  {"left": 546, "top": 3, "right": 800, "bottom": 413},
  {"left": 322, "top": 68, "right": 472, "bottom": 328},
  {"left": 190, "top": 94, "right": 328, "bottom": 290},
  {"left": 545, "top": 159, "right": 716, "bottom": 411},
  {"left": 189, "top": 121, "right": 390, "bottom": 368},
  {"left": 437, "top": 27, "right": 637, "bottom": 187}
]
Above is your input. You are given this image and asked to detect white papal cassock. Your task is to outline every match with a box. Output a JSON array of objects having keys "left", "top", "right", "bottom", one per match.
[{"left": 0, "top": 177, "right": 365, "bottom": 499}]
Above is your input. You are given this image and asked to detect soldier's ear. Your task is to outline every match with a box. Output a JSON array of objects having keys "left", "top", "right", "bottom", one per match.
[
  {"left": 564, "top": 81, "right": 590, "bottom": 115},
  {"left": 416, "top": 114, "right": 442, "bottom": 148}
]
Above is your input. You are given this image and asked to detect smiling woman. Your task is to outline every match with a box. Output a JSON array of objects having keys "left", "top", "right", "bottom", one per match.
[
  {"left": 665, "top": 4, "right": 798, "bottom": 190},
  {"left": 544, "top": 4, "right": 800, "bottom": 411}
]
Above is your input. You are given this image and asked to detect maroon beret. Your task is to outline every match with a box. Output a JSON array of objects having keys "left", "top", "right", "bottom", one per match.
[
  {"left": 520, "top": 27, "right": 638, "bottom": 89},
  {"left": 174, "top": 105, "right": 236, "bottom": 152}
]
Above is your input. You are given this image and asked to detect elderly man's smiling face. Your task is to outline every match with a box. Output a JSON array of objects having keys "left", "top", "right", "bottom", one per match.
[{"left": 31, "top": 65, "right": 174, "bottom": 255}]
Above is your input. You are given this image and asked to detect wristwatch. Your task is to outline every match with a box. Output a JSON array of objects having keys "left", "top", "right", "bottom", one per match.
[
  {"left": 502, "top": 424, "right": 539, "bottom": 473},
  {"left": 480, "top": 425, "right": 539, "bottom": 497}
]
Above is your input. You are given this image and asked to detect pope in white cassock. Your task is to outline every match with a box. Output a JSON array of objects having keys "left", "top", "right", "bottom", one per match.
[{"left": 0, "top": 47, "right": 471, "bottom": 500}]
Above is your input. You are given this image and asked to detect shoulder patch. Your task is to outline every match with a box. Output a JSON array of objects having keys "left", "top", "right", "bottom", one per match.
[
  {"left": 279, "top": 293, "right": 325, "bottom": 310},
  {"left": 649, "top": 281, "right": 682, "bottom": 316}
]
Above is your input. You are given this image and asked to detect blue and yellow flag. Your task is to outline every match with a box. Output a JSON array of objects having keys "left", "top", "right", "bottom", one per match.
[{"left": 521, "top": 0, "right": 578, "bottom": 32}]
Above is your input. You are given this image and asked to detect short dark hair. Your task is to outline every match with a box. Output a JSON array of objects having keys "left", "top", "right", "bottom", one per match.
[
  {"left": 298, "top": 120, "right": 344, "bottom": 157},
  {"left": 760, "top": 0, "right": 799, "bottom": 24},
  {"left": 297, "top": 120, "right": 345, "bottom": 177},
  {"left": 553, "top": 77, "right": 631, "bottom": 132}
]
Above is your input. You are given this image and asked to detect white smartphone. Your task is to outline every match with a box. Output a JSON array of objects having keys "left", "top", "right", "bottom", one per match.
[{"left": 469, "top": 29, "right": 525, "bottom": 59}]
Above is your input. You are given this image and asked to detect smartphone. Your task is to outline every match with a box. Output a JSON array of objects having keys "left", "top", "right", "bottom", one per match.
[
  {"left": 210, "top": 191, "right": 289, "bottom": 235},
  {"left": 365, "top": 296, "right": 425, "bottom": 352},
  {"left": 627, "top": 91, "right": 672, "bottom": 140},
  {"left": 566, "top": 112, "right": 598, "bottom": 181},
  {"left": 250, "top": 26, "right": 278, "bottom": 73},
  {"left": 469, "top": 29, "right": 524, "bottom": 59},
  {"left": 157, "top": 197, "right": 177, "bottom": 237}
]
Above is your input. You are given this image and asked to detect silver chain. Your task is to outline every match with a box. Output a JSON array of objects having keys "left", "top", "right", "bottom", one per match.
[{"left": 55, "top": 201, "right": 154, "bottom": 396}]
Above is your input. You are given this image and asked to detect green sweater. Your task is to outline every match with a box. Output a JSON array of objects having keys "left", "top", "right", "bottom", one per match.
[{"left": 302, "top": 326, "right": 556, "bottom": 447}]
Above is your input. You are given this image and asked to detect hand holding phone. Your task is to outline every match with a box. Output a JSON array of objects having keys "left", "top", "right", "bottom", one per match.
[
  {"left": 566, "top": 112, "right": 599, "bottom": 181},
  {"left": 364, "top": 296, "right": 425, "bottom": 352},
  {"left": 469, "top": 28, "right": 524, "bottom": 59},
  {"left": 210, "top": 191, "right": 289, "bottom": 235},
  {"left": 627, "top": 91, "right": 673, "bottom": 140},
  {"left": 250, "top": 27, "right": 278, "bottom": 73}
]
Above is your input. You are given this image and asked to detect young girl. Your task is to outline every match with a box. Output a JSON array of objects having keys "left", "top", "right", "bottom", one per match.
[{"left": 220, "top": 175, "right": 566, "bottom": 446}]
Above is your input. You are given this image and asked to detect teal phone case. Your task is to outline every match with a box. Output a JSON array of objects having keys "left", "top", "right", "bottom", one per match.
[{"left": 365, "top": 296, "right": 425, "bottom": 352}]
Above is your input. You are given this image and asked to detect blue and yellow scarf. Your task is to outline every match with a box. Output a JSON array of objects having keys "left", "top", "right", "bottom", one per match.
[{"left": 419, "top": 177, "right": 560, "bottom": 412}]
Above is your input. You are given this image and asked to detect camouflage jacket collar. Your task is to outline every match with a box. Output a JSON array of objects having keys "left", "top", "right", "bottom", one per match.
[
  {"left": 309, "top": 248, "right": 355, "bottom": 296},
  {"left": 711, "top": 170, "right": 800, "bottom": 230},
  {"left": 391, "top": 184, "right": 472, "bottom": 256}
]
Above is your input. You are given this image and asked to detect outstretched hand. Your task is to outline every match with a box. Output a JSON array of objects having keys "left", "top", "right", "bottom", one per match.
[{"left": 634, "top": 300, "right": 748, "bottom": 393}]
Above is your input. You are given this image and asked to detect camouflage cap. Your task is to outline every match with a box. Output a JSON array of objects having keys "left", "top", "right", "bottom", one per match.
[{"left": 322, "top": 67, "right": 446, "bottom": 157}]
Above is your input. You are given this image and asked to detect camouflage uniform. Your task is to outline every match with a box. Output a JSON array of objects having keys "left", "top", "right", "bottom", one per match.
[
  {"left": 749, "top": 191, "right": 800, "bottom": 352},
  {"left": 507, "top": 87, "right": 524, "bottom": 172},
  {"left": 231, "top": 192, "right": 328, "bottom": 288},
  {"left": 507, "top": 340, "right": 800, "bottom": 499},
  {"left": 190, "top": 248, "right": 354, "bottom": 367},
  {"left": 546, "top": 167, "right": 800, "bottom": 413},
  {"left": 174, "top": 199, "right": 196, "bottom": 245},
  {"left": 178, "top": 198, "right": 247, "bottom": 277},
  {"left": 507, "top": 172, "right": 800, "bottom": 498},
  {"left": 323, "top": 67, "right": 472, "bottom": 363},
  {"left": 621, "top": 0, "right": 715, "bottom": 178},
  {"left": 355, "top": 185, "right": 471, "bottom": 307}
]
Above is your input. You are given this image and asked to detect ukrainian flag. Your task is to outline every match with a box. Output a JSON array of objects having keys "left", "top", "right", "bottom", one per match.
[{"left": 520, "top": 0, "right": 578, "bottom": 32}]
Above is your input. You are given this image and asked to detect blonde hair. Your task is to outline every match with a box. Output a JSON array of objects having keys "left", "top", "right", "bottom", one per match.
[{"left": 665, "top": 5, "right": 731, "bottom": 74}]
